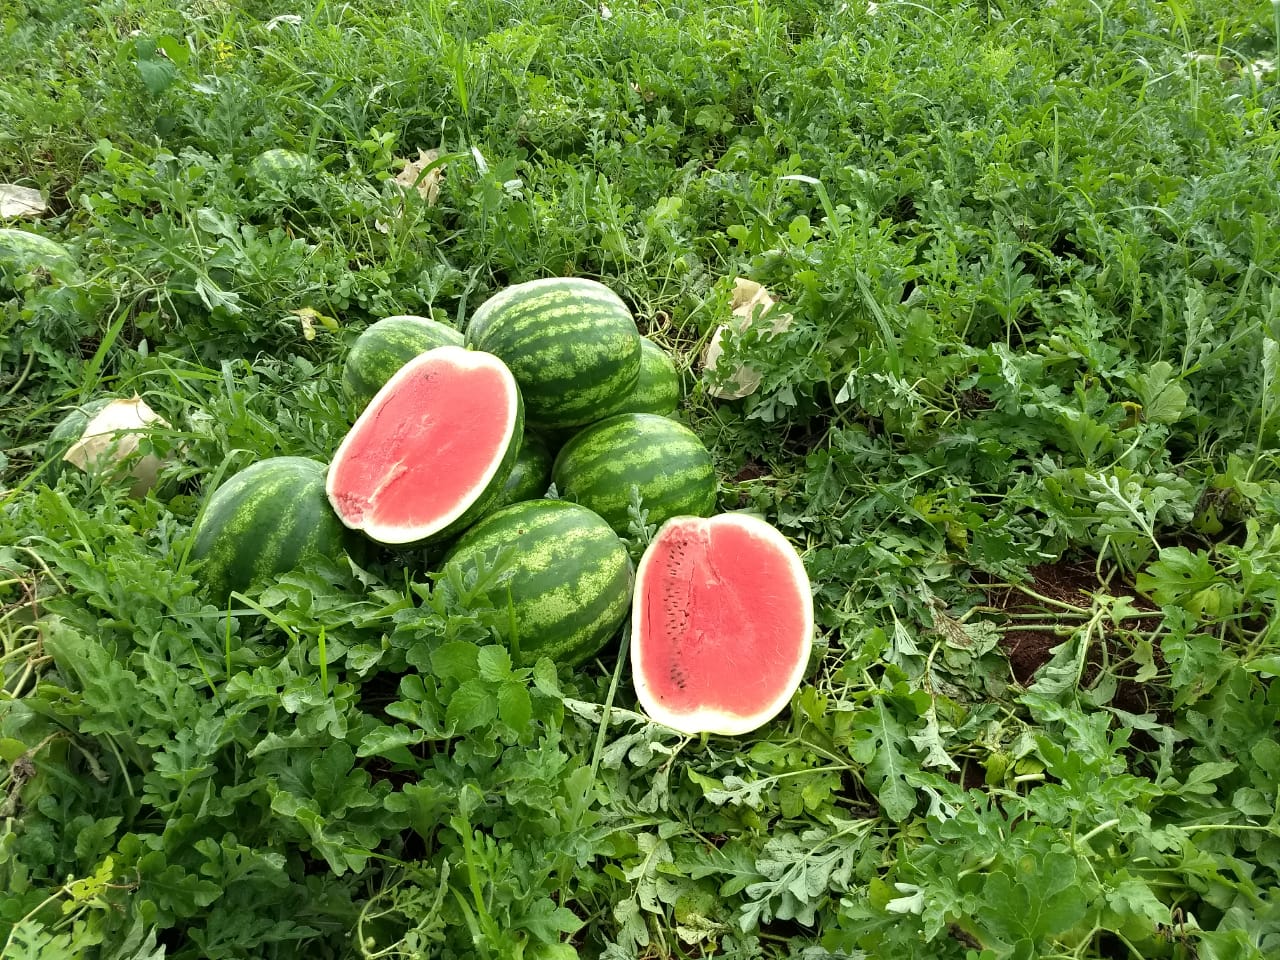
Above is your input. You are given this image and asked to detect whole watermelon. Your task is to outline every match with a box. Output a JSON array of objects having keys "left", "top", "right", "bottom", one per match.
[
  {"left": 190, "top": 457, "right": 349, "bottom": 602},
  {"left": 612, "top": 337, "right": 680, "bottom": 417},
  {"left": 342, "top": 314, "right": 465, "bottom": 410},
  {"left": 498, "top": 432, "right": 553, "bottom": 507},
  {"left": 552, "top": 413, "right": 717, "bottom": 536},
  {"left": 464, "top": 277, "right": 642, "bottom": 430},
  {"left": 443, "top": 499, "right": 634, "bottom": 667},
  {"left": 0, "top": 228, "right": 78, "bottom": 292},
  {"left": 247, "top": 149, "right": 317, "bottom": 191}
]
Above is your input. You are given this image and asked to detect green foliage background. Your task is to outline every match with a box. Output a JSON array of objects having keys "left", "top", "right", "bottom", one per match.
[{"left": 2, "top": 0, "right": 1279, "bottom": 957}]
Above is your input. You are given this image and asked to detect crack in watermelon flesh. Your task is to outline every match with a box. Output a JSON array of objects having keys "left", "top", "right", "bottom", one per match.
[
  {"left": 631, "top": 513, "right": 813, "bottom": 735},
  {"left": 327, "top": 348, "right": 519, "bottom": 543}
]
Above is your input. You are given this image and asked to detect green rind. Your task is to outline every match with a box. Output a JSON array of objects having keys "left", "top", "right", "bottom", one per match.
[
  {"left": 191, "top": 457, "right": 348, "bottom": 603},
  {"left": 464, "top": 277, "right": 642, "bottom": 430},
  {"left": 499, "top": 432, "right": 553, "bottom": 506},
  {"left": 444, "top": 499, "right": 634, "bottom": 667},
  {"left": 249, "top": 148, "right": 315, "bottom": 183},
  {"left": 613, "top": 337, "right": 680, "bottom": 417},
  {"left": 0, "top": 228, "right": 77, "bottom": 290},
  {"left": 328, "top": 347, "right": 524, "bottom": 546},
  {"left": 552, "top": 413, "right": 718, "bottom": 536},
  {"left": 342, "top": 315, "right": 465, "bottom": 409}
]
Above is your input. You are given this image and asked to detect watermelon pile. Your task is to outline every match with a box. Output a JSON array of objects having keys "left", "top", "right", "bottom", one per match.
[{"left": 49, "top": 276, "right": 813, "bottom": 736}]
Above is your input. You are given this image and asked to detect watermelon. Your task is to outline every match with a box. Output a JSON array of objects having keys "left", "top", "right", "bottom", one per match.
[
  {"left": 342, "top": 314, "right": 464, "bottom": 410},
  {"left": 248, "top": 148, "right": 316, "bottom": 188},
  {"left": 613, "top": 337, "right": 680, "bottom": 416},
  {"left": 552, "top": 413, "right": 717, "bottom": 536},
  {"left": 326, "top": 345, "right": 523, "bottom": 545},
  {"left": 498, "top": 432, "right": 553, "bottom": 506},
  {"left": 444, "top": 499, "right": 633, "bottom": 667},
  {"left": 190, "top": 457, "right": 349, "bottom": 603},
  {"left": 465, "top": 277, "right": 642, "bottom": 430},
  {"left": 630, "top": 513, "right": 813, "bottom": 735},
  {"left": 0, "top": 228, "right": 77, "bottom": 291}
]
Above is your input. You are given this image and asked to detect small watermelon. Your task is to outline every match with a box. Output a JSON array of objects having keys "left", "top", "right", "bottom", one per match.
[
  {"left": 0, "top": 228, "right": 78, "bottom": 291},
  {"left": 630, "top": 513, "right": 813, "bottom": 735},
  {"left": 552, "top": 413, "right": 717, "bottom": 536},
  {"left": 248, "top": 148, "right": 316, "bottom": 189},
  {"left": 465, "top": 277, "right": 642, "bottom": 430},
  {"left": 190, "top": 457, "right": 349, "bottom": 603},
  {"left": 342, "top": 314, "right": 464, "bottom": 410},
  {"left": 498, "top": 432, "right": 553, "bottom": 506},
  {"left": 326, "top": 345, "right": 523, "bottom": 545},
  {"left": 613, "top": 337, "right": 680, "bottom": 417},
  {"left": 444, "top": 499, "right": 634, "bottom": 667}
]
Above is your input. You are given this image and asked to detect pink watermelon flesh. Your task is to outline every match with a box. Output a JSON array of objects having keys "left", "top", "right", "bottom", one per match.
[
  {"left": 631, "top": 513, "right": 813, "bottom": 736},
  {"left": 326, "top": 346, "right": 519, "bottom": 544}
]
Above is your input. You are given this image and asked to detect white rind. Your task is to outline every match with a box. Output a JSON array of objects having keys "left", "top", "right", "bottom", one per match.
[
  {"left": 630, "top": 512, "right": 814, "bottom": 736},
  {"left": 326, "top": 345, "right": 520, "bottom": 543}
]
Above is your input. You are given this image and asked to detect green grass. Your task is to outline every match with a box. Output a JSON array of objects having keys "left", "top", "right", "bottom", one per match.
[{"left": 3, "top": 0, "right": 1280, "bottom": 957}]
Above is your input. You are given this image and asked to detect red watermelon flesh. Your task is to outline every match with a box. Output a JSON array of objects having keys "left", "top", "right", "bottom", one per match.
[
  {"left": 326, "top": 346, "right": 522, "bottom": 545},
  {"left": 631, "top": 513, "right": 813, "bottom": 736}
]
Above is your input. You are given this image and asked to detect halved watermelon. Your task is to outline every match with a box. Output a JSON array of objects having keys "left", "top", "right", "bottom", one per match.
[
  {"left": 326, "top": 346, "right": 523, "bottom": 545},
  {"left": 630, "top": 513, "right": 813, "bottom": 736}
]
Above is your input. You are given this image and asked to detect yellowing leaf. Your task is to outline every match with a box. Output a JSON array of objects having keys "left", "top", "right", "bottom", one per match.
[
  {"left": 394, "top": 147, "right": 446, "bottom": 205},
  {"left": 291, "top": 306, "right": 338, "bottom": 340}
]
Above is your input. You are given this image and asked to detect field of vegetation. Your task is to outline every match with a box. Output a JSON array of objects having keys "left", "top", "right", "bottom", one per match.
[{"left": 3, "top": 0, "right": 1279, "bottom": 957}]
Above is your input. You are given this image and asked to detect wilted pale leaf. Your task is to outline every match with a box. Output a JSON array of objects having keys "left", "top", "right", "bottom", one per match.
[
  {"left": 702, "top": 278, "right": 794, "bottom": 399},
  {"left": 0, "top": 185, "right": 46, "bottom": 219},
  {"left": 291, "top": 306, "right": 338, "bottom": 341},
  {"left": 394, "top": 147, "right": 445, "bottom": 205},
  {"left": 63, "top": 397, "right": 170, "bottom": 498}
]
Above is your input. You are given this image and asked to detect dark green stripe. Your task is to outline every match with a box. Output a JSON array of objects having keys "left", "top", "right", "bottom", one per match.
[
  {"left": 552, "top": 415, "right": 717, "bottom": 534},
  {"left": 443, "top": 499, "right": 633, "bottom": 666},
  {"left": 192, "top": 457, "right": 344, "bottom": 601}
]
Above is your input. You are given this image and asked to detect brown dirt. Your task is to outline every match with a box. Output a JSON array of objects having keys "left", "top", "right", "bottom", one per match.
[
  {"left": 977, "top": 557, "right": 1166, "bottom": 714},
  {"left": 732, "top": 460, "right": 770, "bottom": 482}
]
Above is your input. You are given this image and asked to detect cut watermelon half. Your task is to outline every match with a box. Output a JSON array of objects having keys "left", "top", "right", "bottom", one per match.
[
  {"left": 631, "top": 513, "right": 813, "bottom": 736},
  {"left": 326, "top": 346, "right": 523, "bottom": 545}
]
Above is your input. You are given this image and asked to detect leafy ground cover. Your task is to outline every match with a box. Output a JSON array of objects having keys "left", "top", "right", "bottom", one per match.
[{"left": 3, "top": 0, "right": 1280, "bottom": 957}]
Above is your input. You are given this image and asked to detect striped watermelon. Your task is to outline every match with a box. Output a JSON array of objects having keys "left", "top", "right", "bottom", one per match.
[
  {"left": 498, "top": 432, "right": 553, "bottom": 506},
  {"left": 0, "top": 228, "right": 77, "bottom": 291},
  {"left": 443, "top": 499, "right": 634, "bottom": 667},
  {"left": 190, "top": 457, "right": 348, "bottom": 603},
  {"left": 342, "top": 314, "right": 464, "bottom": 409},
  {"left": 327, "top": 346, "right": 523, "bottom": 545},
  {"left": 248, "top": 148, "right": 316, "bottom": 187},
  {"left": 464, "top": 277, "right": 642, "bottom": 430},
  {"left": 552, "top": 413, "right": 717, "bottom": 536},
  {"left": 613, "top": 337, "right": 680, "bottom": 417}
]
